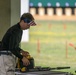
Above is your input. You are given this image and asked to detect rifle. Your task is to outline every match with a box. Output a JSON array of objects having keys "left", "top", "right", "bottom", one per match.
[{"left": 28, "top": 66, "right": 70, "bottom": 72}]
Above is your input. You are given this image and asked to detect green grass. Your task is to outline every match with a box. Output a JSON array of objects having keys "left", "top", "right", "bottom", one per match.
[{"left": 21, "top": 20, "right": 76, "bottom": 74}]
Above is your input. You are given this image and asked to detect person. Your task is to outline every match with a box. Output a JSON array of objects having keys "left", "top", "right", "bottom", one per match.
[{"left": 0, "top": 13, "right": 36, "bottom": 75}]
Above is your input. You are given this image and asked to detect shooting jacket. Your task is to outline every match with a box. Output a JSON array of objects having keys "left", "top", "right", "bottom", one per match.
[{"left": 1, "top": 23, "right": 23, "bottom": 59}]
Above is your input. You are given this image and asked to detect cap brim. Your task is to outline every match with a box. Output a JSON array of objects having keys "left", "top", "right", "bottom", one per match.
[{"left": 28, "top": 20, "right": 37, "bottom": 26}]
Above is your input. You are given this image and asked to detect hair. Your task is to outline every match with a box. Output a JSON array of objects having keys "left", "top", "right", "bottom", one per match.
[{"left": 20, "top": 13, "right": 34, "bottom": 21}]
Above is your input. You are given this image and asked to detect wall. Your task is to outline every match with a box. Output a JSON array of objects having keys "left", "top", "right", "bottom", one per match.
[
  {"left": 0, "top": 0, "right": 20, "bottom": 41},
  {"left": 11, "top": 0, "right": 20, "bottom": 26},
  {"left": 0, "top": 0, "right": 11, "bottom": 40}
]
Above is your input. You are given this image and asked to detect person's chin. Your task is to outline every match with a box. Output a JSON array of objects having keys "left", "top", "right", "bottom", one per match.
[{"left": 23, "top": 28, "right": 29, "bottom": 30}]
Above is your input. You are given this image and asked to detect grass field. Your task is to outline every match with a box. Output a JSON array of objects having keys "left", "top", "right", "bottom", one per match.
[{"left": 21, "top": 20, "right": 76, "bottom": 74}]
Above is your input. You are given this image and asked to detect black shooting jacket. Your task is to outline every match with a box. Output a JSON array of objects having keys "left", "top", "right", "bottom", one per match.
[{"left": 1, "top": 23, "right": 23, "bottom": 59}]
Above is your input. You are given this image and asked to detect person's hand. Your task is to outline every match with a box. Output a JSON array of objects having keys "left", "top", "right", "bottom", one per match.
[
  {"left": 22, "top": 57, "right": 30, "bottom": 66},
  {"left": 20, "top": 50, "right": 29, "bottom": 57}
]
